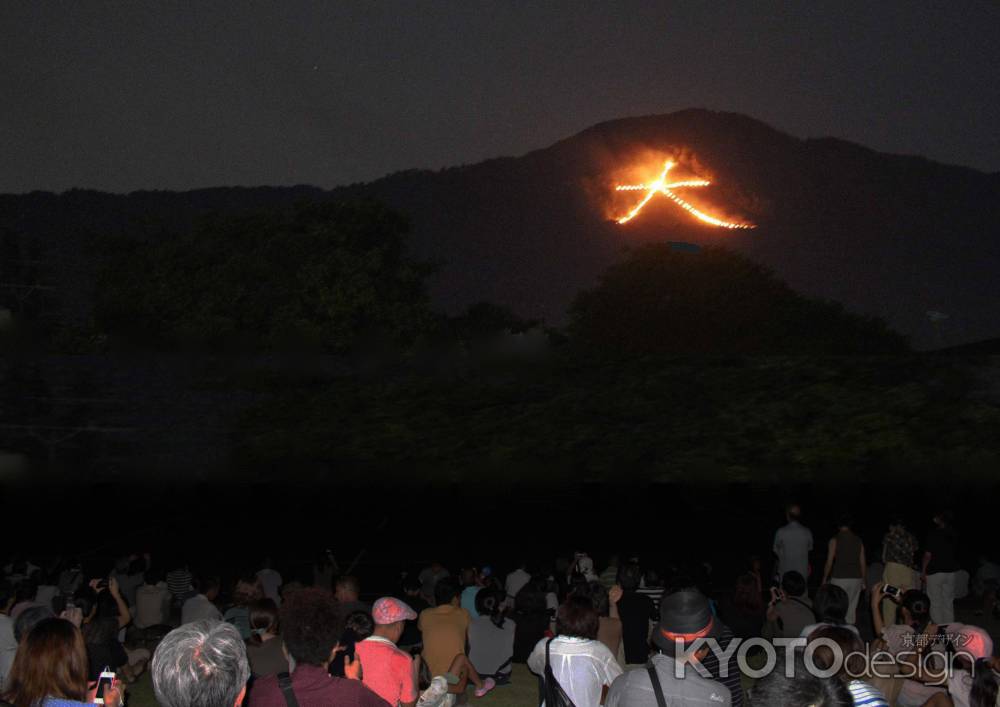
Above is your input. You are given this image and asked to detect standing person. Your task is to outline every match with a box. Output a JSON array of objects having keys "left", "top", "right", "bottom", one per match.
[
  {"left": 821, "top": 514, "right": 866, "bottom": 625},
  {"left": 773, "top": 503, "right": 814, "bottom": 583},
  {"left": 922, "top": 510, "right": 960, "bottom": 624},
  {"left": 880, "top": 515, "right": 919, "bottom": 626},
  {"left": 355, "top": 598, "right": 419, "bottom": 707},
  {"left": 527, "top": 595, "right": 622, "bottom": 707},
  {"left": 615, "top": 563, "right": 655, "bottom": 666}
]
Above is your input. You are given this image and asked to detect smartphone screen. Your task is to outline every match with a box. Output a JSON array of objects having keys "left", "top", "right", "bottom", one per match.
[{"left": 94, "top": 669, "right": 115, "bottom": 705}]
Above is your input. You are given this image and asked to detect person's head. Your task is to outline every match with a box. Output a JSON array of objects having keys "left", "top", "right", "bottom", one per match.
[
  {"left": 145, "top": 566, "right": 164, "bottom": 586},
  {"left": 344, "top": 611, "right": 374, "bottom": 641},
  {"left": 780, "top": 571, "right": 807, "bottom": 599},
  {"left": 933, "top": 510, "right": 954, "bottom": 529},
  {"left": 371, "top": 597, "right": 417, "bottom": 644},
  {"left": 434, "top": 577, "right": 461, "bottom": 607},
  {"left": 813, "top": 584, "right": 849, "bottom": 625},
  {"left": 13, "top": 605, "right": 55, "bottom": 643},
  {"left": 555, "top": 595, "right": 599, "bottom": 640},
  {"left": 835, "top": 512, "right": 853, "bottom": 530},
  {"left": 232, "top": 576, "right": 262, "bottom": 607},
  {"left": 969, "top": 658, "right": 1000, "bottom": 707},
  {"left": 899, "top": 589, "right": 931, "bottom": 629},
  {"left": 652, "top": 589, "right": 721, "bottom": 664},
  {"left": 733, "top": 573, "right": 763, "bottom": 612},
  {"left": 249, "top": 599, "right": 279, "bottom": 640},
  {"left": 887, "top": 513, "right": 906, "bottom": 531},
  {"left": 575, "top": 581, "right": 610, "bottom": 618},
  {"left": 643, "top": 567, "right": 663, "bottom": 588},
  {"left": 402, "top": 574, "right": 422, "bottom": 596},
  {"left": 786, "top": 503, "right": 802, "bottom": 522},
  {"left": 83, "top": 614, "right": 119, "bottom": 647},
  {"left": 752, "top": 652, "right": 853, "bottom": 707},
  {"left": 618, "top": 562, "right": 642, "bottom": 592},
  {"left": 334, "top": 575, "right": 360, "bottom": 603},
  {"left": 151, "top": 620, "right": 250, "bottom": 707},
  {"left": 2, "top": 618, "right": 90, "bottom": 706},
  {"left": 807, "top": 625, "right": 866, "bottom": 680},
  {"left": 475, "top": 587, "right": 507, "bottom": 627},
  {"left": 460, "top": 567, "right": 478, "bottom": 587},
  {"left": 14, "top": 577, "right": 37, "bottom": 604},
  {"left": 280, "top": 588, "right": 341, "bottom": 666},
  {"left": 191, "top": 575, "right": 221, "bottom": 602}
]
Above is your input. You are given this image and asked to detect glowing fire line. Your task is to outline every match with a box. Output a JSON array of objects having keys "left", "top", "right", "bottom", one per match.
[{"left": 614, "top": 161, "right": 754, "bottom": 229}]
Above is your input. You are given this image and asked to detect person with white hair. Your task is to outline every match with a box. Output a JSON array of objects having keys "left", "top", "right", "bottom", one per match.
[{"left": 151, "top": 619, "right": 250, "bottom": 707}]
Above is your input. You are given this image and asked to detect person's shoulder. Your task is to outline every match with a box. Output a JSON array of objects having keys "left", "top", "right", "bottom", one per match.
[
  {"left": 330, "top": 676, "right": 390, "bottom": 706},
  {"left": 246, "top": 672, "right": 280, "bottom": 705}
]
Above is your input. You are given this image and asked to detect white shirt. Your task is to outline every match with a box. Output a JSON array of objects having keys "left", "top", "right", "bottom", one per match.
[
  {"left": 181, "top": 593, "right": 222, "bottom": 624},
  {"left": 773, "top": 520, "right": 813, "bottom": 579},
  {"left": 505, "top": 568, "right": 531, "bottom": 599},
  {"left": 257, "top": 568, "right": 283, "bottom": 606},
  {"left": 527, "top": 636, "right": 623, "bottom": 707}
]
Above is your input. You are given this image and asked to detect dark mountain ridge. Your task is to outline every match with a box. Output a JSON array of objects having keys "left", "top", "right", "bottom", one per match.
[{"left": 3, "top": 109, "right": 998, "bottom": 348}]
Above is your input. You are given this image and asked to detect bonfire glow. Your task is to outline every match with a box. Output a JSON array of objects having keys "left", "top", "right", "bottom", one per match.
[{"left": 614, "top": 160, "right": 754, "bottom": 229}]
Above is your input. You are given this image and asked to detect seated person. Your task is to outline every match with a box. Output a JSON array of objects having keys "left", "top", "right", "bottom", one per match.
[
  {"left": 419, "top": 578, "right": 495, "bottom": 698},
  {"left": 246, "top": 587, "right": 388, "bottom": 707}
]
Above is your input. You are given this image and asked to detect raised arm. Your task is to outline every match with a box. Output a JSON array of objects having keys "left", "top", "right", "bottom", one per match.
[
  {"left": 870, "top": 582, "right": 886, "bottom": 636},
  {"left": 108, "top": 577, "right": 131, "bottom": 628},
  {"left": 860, "top": 543, "right": 868, "bottom": 590}
]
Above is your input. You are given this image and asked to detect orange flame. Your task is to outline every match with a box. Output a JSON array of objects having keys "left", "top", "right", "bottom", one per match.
[{"left": 614, "top": 160, "right": 754, "bottom": 229}]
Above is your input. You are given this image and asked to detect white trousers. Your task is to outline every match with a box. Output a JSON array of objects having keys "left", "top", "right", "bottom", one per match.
[
  {"left": 831, "top": 577, "right": 863, "bottom": 624},
  {"left": 926, "top": 572, "right": 956, "bottom": 624}
]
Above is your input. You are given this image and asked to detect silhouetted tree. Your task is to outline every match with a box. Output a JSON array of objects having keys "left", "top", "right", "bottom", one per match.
[
  {"left": 94, "top": 201, "right": 436, "bottom": 353},
  {"left": 568, "top": 244, "right": 906, "bottom": 355}
]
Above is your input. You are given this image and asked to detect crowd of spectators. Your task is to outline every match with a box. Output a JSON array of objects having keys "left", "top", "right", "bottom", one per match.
[{"left": 0, "top": 503, "right": 997, "bottom": 707}]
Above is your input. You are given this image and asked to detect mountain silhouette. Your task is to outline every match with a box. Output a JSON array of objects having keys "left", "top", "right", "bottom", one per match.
[{"left": 3, "top": 109, "right": 998, "bottom": 348}]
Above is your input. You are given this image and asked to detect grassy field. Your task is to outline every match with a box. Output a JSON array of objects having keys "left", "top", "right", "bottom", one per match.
[{"left": 127, "top": 663, "right": 540, "bottom": 707}]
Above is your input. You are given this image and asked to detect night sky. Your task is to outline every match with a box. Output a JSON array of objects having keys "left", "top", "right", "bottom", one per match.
[{"left": 2, "top": 1, "right": 998, "bottom": 194}]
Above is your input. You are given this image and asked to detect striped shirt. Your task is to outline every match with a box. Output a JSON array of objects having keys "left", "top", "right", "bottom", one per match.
[
  {"left": 848, "top": 680, "right": 889, "bottom": 707},
  {"left": 166, "top": 568, "right": 193, "bottom": 598}
]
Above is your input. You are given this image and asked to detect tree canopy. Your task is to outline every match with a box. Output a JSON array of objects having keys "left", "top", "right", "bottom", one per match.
[
  {"left": 94, "top": 201, "right": 436, "bottom": 353},
  {"left": 568, "top": 244, "right": 907, "bottom": 356}
]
